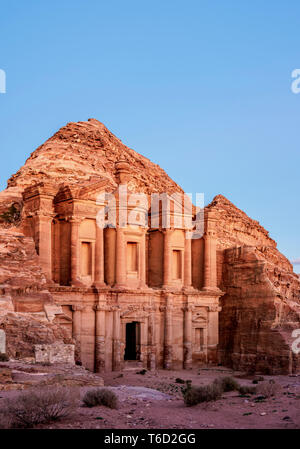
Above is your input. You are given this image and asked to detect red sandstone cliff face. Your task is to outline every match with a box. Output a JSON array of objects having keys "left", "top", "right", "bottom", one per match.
[
  {"left": 0, "top": 228, "right": 70, "bottom": 358},
  {"left": 0, "top": 228, "right": 53, "bottom": 314},
  {"left": 0, "top": 312, "right": 72, "bottom": 359},
  {"left": 5, "top": 118, "right": 184, "bottom": 197},
  {"left": 207, "top": 195, "right": 300, "bottom": 374},
  {"left": 0, "top": 119, "right": 298, "bottom": 372}
]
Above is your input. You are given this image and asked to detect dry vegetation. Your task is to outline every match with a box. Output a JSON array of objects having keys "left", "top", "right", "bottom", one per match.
[
  {"left": 82, "top": 388, "right": 118, "bottom": 409},
  {"left": 0, "top": 386, "right": 79, "bottom": 428}
]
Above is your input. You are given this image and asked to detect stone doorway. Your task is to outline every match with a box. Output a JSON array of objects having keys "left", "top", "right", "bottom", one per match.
[{"left": 124, "top": 321, "right": 140, "bottom": 360}]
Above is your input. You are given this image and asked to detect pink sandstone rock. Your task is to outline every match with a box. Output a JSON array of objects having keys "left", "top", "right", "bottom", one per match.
[{"left": 0, "top": 119, "right": 298, "bottom": 374}]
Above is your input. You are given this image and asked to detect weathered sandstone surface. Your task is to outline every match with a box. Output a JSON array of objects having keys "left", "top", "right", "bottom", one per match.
[
  {"left": 6, "top": 118, "right": 184, "bottom": 197},
  {"left": 207, "top": 195, "right": 300, "bottom": 373},
  {"left": 0, "top": 313, "right": 72, "bottom": 359},
  {"left": 0, "top": 227, "right": 70, "bottom": 359},
  {"left": 0, "top": 119, "right": 298, "bottom": 373}
]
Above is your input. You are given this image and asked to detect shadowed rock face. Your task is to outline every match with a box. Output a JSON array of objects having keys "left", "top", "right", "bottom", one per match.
[
  {"left": 0, "top": 119, "right": 299, "bottom": 372},
  {"left": 206, "top": 195, "right": 300, "bottom": 374}
]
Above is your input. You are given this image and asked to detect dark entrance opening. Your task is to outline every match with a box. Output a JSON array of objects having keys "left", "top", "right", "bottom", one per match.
[{"left": 124, "top": 321, "right": 140, "bottom": 360}]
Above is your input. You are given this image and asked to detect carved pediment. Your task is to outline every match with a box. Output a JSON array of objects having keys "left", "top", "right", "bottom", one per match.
[
  {"left": 78, "top": 178, "right": 115, "bottom": 201},
  {"left": 121, "top": 307, "right": 149, "bottom": 321},
  {"left": 54, "top": 178, "right": 115, "bottom": 204},
  {"left": 192, "top": 313, "right": 207, "bottom": 324}
]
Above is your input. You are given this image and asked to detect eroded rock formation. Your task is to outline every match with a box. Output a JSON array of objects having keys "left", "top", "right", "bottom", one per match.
[
  {"left": 207, "top": 195, "right": 300, "bottom": 374},
  {"left": 0, "top": 119, "right": 298, "bottom": 373}
]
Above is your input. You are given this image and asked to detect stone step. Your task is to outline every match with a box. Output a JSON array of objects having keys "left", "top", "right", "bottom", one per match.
[{"left": 123, "top": 360, "right": 143, "bottom": 371}]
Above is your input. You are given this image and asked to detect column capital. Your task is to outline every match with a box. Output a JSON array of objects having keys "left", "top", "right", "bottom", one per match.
[
  {"left": 183, "top": 304, "right": 194, "bottom": 313},
  {"left": 208, "top": 304, "right": 222, "bottom": 312},
  {"left": 94, "top": 304, "right": 108, "bottom": 312},
  {"left": 69, "top": 216, "right": 83, "bottom": 224},
  {"left": 165, "top": 293, "right": 173, "bottom": 309},
  {"left": 72, "top": 304, "right": 84, "bottom": 312},
  {"left": 35, "top": 211, "right": 55, "bottom": 219}
]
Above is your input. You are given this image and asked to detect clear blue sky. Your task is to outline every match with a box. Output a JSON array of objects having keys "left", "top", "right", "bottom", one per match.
[{"left": 0, "top": 1, "right": 299, "bottom": 271}]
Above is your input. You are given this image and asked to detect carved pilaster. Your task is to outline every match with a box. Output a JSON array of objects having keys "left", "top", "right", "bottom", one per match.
[
  {"left": 35, "top": 212, "right": 55, "bottom": 281},
  {"left": 70, "top": 217, "right": 84, "bottom": 286},
  {"left": 72, "top": 304, "right": 83, "bottom": 362},
  {"left": 115, "top": 228, "right": 126, "bottom": 288},
  {"left": 184, "top": 230, "right": 192, "bottom": 288},
  {"left": 183, "top": 304, "right": 193, "bottom": 369},
  {"left": 94, "top": 223, "right": 106, "bottom": 287},
  {"left": 112, "top": 307, "right": 121, "bottom": 370},
  {"left": 163, "top": 229, "right": 172, "bottom": 288},
  {"left": 163, "top": 294, "right": 173, "bottom": 369},
  {"left": 94, "top": 303, "right": 107, "bottom": 373},
  {"left": 139, "top": 229, "right": 147, "bottom": 288},
  {"left": 148, "top": 306, "right": 157, "bottom": 371},
  {"left": 203, "top": 211, "right": 218, "bottom": 291}
]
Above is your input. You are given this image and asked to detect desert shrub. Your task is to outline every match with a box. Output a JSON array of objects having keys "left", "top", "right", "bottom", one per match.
[
  {"left": 3, "top": 386, "right": 78, "bottom": 428},
  {"left": 183, "top": 383, "right": 223, "bottom": 406},
  {"left": 183, "top": 387, "right": 201, "bottom": 406},
  {"left": 82, "top": 388, "right": 118, "bottom": 409},
  {"left": 256, "top": 380, "right": 281, "bottom": 398},
  {"left": 175, "top": 377, "right": 185, "bottom": 384},
  {"left": 238, "top": 385, "right": 257, "bottom": 395},
  {"left": 0, "top": 353, "right": 9, "bottom": 362},
  {"left": 213, "top": 376, "right": 240, "bottom": 392}
]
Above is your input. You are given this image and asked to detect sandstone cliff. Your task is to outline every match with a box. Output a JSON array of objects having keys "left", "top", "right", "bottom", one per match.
[
  {"left": 0, "top": 119, "right": 299, "bottom": 372},
  {"left": 0, "top": 228, "right": 69, "bottom": 358},
  {"left": 0, "top": 228, "right": 53, "bottom": 314},
  {"left": 5, "top": 118, "right": 184, "bottom": 197},
  {"left": 207, "top": 195, "right": 300, "bottom": 374}
]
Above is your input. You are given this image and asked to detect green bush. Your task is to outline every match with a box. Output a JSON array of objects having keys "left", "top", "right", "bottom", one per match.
[
  {"left": 0, "top": 353, "right": 9, "bottom": 362},
  {"left": 82, "top": 388, "right": 118, "bottom": 409},
  {"left": 213, "top": 376, "right": 240, "bottom": 392}
]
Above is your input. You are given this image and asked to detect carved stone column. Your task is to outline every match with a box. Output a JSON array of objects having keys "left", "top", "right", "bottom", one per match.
[
  {"left": 95, "top": 301, "right": 106, "bottom": 373},
  {"left": 203, "top": 212, "right": 218, "bottom": 291},
  {"left": 184, "top": 230, "right": 192, "bottom": 288},
  {"left": 163, "top": 229, "right": 172, "bottom": 288},
  {"left": 112, "top": 307, "right": 121, "bottom": 370},
  {"left": 148, "top": 307, "right": 156, "bottom": 371},
  {"left": 207, "top": 304, "right": 220, "bottom": 364},
  {"left": 70, "top": 217, "right": 82, "bottom": 286},
  {"left": 183, "top": 304, "right": 193, "bottom": 369},
  {"left": 115, "top": 228, "right": 126, "bottom": 288},
  {"left": 72, "top": 305, "right": 83, "bottom": 362},
  {"left": 139, "top": 229, "right": 146, "bottom": 288},
  {"left": 94, "top": 223, "right": 105, "bottom": 287},
  {"left": 35, "top": 212, "right": 54, "bottom": 281},
  {"left": 164, "top": 294, "right": 173, "bottom": 369}
]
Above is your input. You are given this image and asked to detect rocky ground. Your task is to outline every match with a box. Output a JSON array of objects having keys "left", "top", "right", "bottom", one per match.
[{"left": 0, "top": 361, "right": 299, "bottom": 429}]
